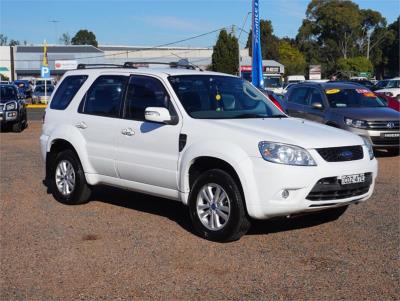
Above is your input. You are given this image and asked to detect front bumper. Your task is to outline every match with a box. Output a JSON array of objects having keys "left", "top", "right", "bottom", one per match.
[
  {"left": 240, "top": 146, "right": 377, "bottom": 219},
  {"left": 345, "top": 127, "right": 399, "bottom": 148}
]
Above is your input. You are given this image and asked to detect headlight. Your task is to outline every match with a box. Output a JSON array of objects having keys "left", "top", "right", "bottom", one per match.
[
  {"left": 5, "top": 102, "right": 17, "bottom": 110},
  {"left": 361, "top": 136, "right": 374, "bottom": 160},
  {"left": 258, "top": 142, "right": 316, "bottom": 166},
  {"left": 384, "top": 92, "right": 393, "bottom": 97},
  {"left": 344, "top": 117, "right": 368, "bottom": 129}
]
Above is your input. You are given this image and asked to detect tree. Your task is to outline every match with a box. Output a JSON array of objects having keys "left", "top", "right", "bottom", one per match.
[
  {"left": 211, "top": 29, "right": 239, "bottom": 75},
  {"left": 246, "top": 19, "right": 279, "bottom": 60},
  {"left": 8, "top": 39, "right": 20, "bottom": 46},
  {"left": 337, "top": 56, "right": 373, "bottom": 77},
  {"left": 71, "top": 29, "right": 98, "bottom": 47},
  {"left": 0, "top": 34, "right": 7, "bottom": 46},
  {"left": 278, "top": 41, "right": 306, "bottom": 75},
  {"left": 59, "top": 33, "right": 71, "bottom": 45}
]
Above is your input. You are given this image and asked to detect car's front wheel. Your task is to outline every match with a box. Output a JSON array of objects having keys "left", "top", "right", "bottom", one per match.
[
  {"left": 189, "top": 169, "right": 251, "bottom": 242},
  {"left": 49, "top": 149, "right": 91, "bottom": 205}
]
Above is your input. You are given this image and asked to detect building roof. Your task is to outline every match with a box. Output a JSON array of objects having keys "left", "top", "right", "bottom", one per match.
[
  {"left": 99, "top": 45, "right": 212, "bottom": 51},
  {"left": 16, "top": 45, "right": 103, "bottom": 53}
]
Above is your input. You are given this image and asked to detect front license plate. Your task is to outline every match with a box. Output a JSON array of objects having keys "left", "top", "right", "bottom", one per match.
[
  {"left": 382, "top": 132, "right": 399, "bottom": 138},
  {"left": 340, "top": 173, "right": 365, "bottom": 185}
]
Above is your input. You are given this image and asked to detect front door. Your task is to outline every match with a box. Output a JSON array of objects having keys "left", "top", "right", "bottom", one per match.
[{"left": 114, "top": 75, "right": 182, "bottom": 190}]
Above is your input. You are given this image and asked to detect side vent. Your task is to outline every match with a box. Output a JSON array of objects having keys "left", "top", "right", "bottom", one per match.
[{"left": 179, "top": 134, "right": 187, "bottom": 152}]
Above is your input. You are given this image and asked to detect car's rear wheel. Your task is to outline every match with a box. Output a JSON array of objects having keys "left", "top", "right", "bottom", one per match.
[
  {"left": 49, "top": 149, "right": 91, "bottom": 205},
  {"left": 189, "top": 169, "right": 251, "bottom": 242}
]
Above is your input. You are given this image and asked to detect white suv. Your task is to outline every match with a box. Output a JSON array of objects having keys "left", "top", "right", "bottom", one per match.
[{"left": 40, "top": 63, "right": 378, "bottom": 242}]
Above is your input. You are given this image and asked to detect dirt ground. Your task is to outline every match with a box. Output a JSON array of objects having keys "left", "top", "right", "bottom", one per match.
[{"left": 1, "top": 121, "right": 399, "bottom": 300}]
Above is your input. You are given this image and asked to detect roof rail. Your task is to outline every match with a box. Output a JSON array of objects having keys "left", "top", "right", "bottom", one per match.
[
  {"left": 77, "top": 63, "right": 125, "bottom": 69},
  {"left": 123, "top": 61, "right": 197, "bottom": 70}
]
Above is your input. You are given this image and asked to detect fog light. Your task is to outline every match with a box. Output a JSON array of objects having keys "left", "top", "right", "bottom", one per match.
[
  {"left": 7, "top": 112, "right": 16, "bottom": 117},
  {"left": 282, "top": 189, "right": 289, "bottom": 199}
]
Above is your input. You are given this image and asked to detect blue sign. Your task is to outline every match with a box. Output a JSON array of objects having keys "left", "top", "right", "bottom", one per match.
[
  {"left": 251, "top": 0, "right": 263, "bottom": 88},
  {"left": 41, "top": 66, "right": 50, "bottom": 78}
]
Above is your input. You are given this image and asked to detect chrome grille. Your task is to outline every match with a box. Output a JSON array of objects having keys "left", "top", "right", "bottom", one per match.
[
  {"left": 367, "top": 120, "right": 399, "bottom": 130},
  {"left": 316, "top": 145, "right": 364, "bottom": 162}
]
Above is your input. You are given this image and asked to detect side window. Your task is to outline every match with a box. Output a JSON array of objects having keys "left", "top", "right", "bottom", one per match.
[
  {"left": 309, "top": 89, "right": 324, "bottom": 106},
  {"left": 79, "top": 75, "right": 128, "bottom": 118},
  {"left": 288, "top": 87, "right": 310, "bottom": 105},
  {"left": 50, "top": 75, "right": 88, "bottom": 110},
  {"left": 124, "top": 75, "right": 173, "bottom": 121}
]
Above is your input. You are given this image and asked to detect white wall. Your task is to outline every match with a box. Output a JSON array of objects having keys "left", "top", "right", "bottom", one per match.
[{"left": 0, "top": 46, "right": 12, "bottom": 79}]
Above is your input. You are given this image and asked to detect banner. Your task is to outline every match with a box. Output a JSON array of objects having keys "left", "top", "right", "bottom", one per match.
[
  {"left": 251, "top": 0, "right": 263, "bottom": 88},
  {"left": 309, "top": 65, "right": 321, "bottom": 80},
  {"left": 42, "top": 40, "right": 48, "bottom": 67},
  {"left": 55, "top": 60, "right": 78, "bottom": 70}
]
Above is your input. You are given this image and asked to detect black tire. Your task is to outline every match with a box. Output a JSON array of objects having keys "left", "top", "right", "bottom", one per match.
[
  {"left": 312, "top": 205, "right": 348, "bottom": 221},
  {"left": 49, "top": 149, "right": 91, "bottom": 205},
  {"left": 12, "top": 119, "right": 23, "bottom": 132},
  {"left": 188, "top": 169, "right": 251, "bottom": 242}
]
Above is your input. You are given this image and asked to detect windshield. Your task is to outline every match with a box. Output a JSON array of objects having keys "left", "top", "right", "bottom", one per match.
[
  {"left": 168, "top": 75, "right": 284, "bottom": 119},
  {"left": 386, "top": 80, "right": 400, "bottom": 88},
  {"left": 263, "top": 77, "right": 281, "bottom": 88},
  {"left": 35, "top": 85, "right": 54, "bottom": 93},
  {"left": 0, "top": 86, "right": 17, "bottom": 102},
  {"left": 326, "top": 88, "right": 386, "bottom": 108},
  {"left": 36, "top": 80, "right": 52, "bottom": 86}
]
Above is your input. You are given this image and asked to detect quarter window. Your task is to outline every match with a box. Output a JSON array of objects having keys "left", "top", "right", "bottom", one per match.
[
  {"left": 50, "top": 75, "right": 88, "bottom": 110},
  {"left": 124, "top": 75, "right": 173, "bottom": 121},
  {"left": 79, "top": 75, "right": 128, "bottom": 118},
  {"left": 288, "top": 87, "right": 310, "bottom": 105}
]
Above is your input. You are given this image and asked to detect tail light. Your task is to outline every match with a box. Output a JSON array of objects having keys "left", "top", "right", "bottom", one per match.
[{"left": 269, "top": 95, "right": 284, "bottom": 112}]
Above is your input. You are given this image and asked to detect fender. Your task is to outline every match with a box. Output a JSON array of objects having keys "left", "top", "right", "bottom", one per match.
[
  {"left": 177, "top": 140, "right": 259, "bottom": 208},
  {"left": 47, "top": 124, "right": 95, "bottom": 174}
]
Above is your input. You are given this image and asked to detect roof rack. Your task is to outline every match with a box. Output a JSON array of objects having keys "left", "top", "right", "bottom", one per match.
[
  {"left": 123, "top": 61, "right": 197, "bottom": 70},
  {"left": 77, "top": 63, "right": 125, "bottom": 69}
]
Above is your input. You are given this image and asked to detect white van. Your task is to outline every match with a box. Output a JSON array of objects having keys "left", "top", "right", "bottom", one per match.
[{"left": 287, "top": 75, "right": 305, "bottom": 84}]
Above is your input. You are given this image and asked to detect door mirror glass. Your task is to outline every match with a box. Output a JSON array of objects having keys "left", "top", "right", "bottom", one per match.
[
  {"left": 145, "top": 107, "right": 172, "bottom": 124},
  {"left": 311, "top": 102, "right": 323, "bottom": 109}
]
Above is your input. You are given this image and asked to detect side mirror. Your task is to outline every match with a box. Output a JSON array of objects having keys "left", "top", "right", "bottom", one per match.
[
  {"left": 145, "top": 107, "right": 172, "bottom": 124},
  {"left": 311, "top": 102, "right": 324, "bottom": 110}
]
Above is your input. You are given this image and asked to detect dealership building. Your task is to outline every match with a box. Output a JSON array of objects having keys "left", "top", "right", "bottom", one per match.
[{"left": 0, "top": 45, "right": 284, "bottom": 81}]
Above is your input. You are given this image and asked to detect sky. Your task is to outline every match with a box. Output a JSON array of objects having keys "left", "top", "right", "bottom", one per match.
[{"left": 0, "top": 0, "right": 399, "bottom": 48}]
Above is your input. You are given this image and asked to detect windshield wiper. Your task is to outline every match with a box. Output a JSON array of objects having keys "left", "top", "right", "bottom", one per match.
[{"left": 234, "top": 113, "right": 269, "bottom": 118}]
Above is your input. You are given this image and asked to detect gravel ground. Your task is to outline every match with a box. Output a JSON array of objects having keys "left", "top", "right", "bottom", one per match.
[{"left": 1, "top": 121, "right": 399, "bottom": 300}]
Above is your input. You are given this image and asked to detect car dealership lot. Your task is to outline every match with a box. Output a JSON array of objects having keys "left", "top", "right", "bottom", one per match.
[{"left": 1, "top": 121, "right": 399, "bottom": 300}]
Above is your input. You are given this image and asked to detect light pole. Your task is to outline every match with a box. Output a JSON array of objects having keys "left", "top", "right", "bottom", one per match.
[
  {"left": 238, "top": 12, "right": 251, "bottom": 77},
  {"left": 49, "top": 20, "right": 60, "bottom": 44}
]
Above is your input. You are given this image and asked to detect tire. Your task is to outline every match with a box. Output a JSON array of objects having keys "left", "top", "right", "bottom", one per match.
[
  {"left": 188, "top": 169, "right": 251, "bottom": 242},
  {"left": 12, "top": 120, "right": 22, "bottom": 132},
  {"left": 49, "top": 149, "right": 91, "bottom": 205}
]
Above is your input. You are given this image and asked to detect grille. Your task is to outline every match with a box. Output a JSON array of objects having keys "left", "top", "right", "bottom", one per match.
[
  {"left": 316, "top": 145, "right": 363, "bottom": 162},
  {"left": 371, "top": 136, "right": 399, "bottom": 146},
  {"left": 306, "top": 173, "right": 372, "bottom": 201},
  {"left": 367, "top": 120, "right": 399, "bottom": 130}
]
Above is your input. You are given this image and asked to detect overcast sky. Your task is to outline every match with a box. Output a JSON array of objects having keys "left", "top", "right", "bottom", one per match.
[{"left": 1, "top": 0, "right": 398, "bottom": 47}]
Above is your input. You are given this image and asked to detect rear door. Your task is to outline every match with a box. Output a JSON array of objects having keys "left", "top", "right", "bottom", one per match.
[
  {"left": 114, "top": 75, "right": 182, "bottom": 190},
  {"left": 284, "top": 86, "right": 310, "bottom": 118}
]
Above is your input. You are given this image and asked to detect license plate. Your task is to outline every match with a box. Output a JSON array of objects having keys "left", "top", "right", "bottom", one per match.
[
  {"left": 382, "top": 132, "right": 399, "bottom": 138},
  {"left": 340, "top": 173, "right": 365, "bottom": 185}
]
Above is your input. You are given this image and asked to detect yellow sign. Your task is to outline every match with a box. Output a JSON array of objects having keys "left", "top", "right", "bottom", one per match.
[
  {"left": 42, "top": 40, "right": 48, "bottom": 67},
  {"left": 326, "top": 89, "right": 340, "bottom": 94}
]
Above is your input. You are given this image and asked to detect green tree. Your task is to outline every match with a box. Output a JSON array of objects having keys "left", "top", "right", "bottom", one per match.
[
  {"left": 211, "top": 29, "right": 239, "bottom": 75},
  {"left": 0, "top": 34, "right": 8, "bottom": 46},
  {"left": 278, "top": 41, "right": 306, "bottom": 75},
  {"left": 59, "top": 32, "right": 71, "bottom": 45},
  {"left": 71, "top": 29, "right": 98, "bottom": 47},
  {"left": 8, "top": 39, "right": 20, "bottom": 46},
  {"left": 337, "top": 56, "right": 373, "bottom": 77},
  {"left": 381, "top": 17, "right": 399, "bottom": 77},
  {"left": 246, "top": 19, "right": 280, "bottom": 60}
]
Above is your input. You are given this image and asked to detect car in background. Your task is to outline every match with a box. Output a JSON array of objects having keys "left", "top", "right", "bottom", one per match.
[
  {"left": 282, "top": 83, "right": 297, "bottom": 94},
  {"left": 375, "top": 77, "right": 400, "bottom": 100},
  {"left": 283, "top": 82, "right": 400, "bottom": 154},
  {"left": 375, "top": 92, "right": 400, "bottom": 112},
  {"left": 259, "top": 89, "right": 284, "bottom": 112},
  {"left": 0, "top": 84, "right": 28, "bottom": 132},
  {"left": 371, "top": 79, "right": 389, "bottom": 91},
  {"left": 13, "top": 80, "right": 32, "bottom": 99},
  {"left": 348, "top": 79, "right": 375, "bottom": 90},
  {"left": 32, "top": 84, "right": 55, "bottom": 104}
]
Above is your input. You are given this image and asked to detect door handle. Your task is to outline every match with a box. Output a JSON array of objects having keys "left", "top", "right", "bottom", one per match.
[
  {"left": 121, "top": 128, "right": 135, "bottom": 136},
  {"left": 75, "top": 121, "right": 87, "bottom": 129}
]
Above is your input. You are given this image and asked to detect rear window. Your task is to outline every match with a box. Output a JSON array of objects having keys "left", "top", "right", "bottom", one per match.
[
  {"left": 326, "top": 88, "right": 386, "bottom": 108},
  {"left": 50, "top": 75, "right": 88, "bottom": 110}
]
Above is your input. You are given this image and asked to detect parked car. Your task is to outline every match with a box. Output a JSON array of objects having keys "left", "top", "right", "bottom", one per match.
[
  {"left": 258, "top": 88, "right": 284, "bottom": 111},
  {"left": 13, "top": 80, "right": 32, "bottom": 99},
  {"left": 32, "top": 84, "right": 55, "bottom": 104},
  {"left": 282, "top": 83, "right": 297, "bottom": 94},
  {"left": 40, "top": 64, "right": 377, "bottom": 242},
  {"left": 371, "top": 79, "right": 389, "bottom": 91},
  {"left": 348, "top": 79, "right": 375, "bottom": 90},
  {"left": 283, "top": 82, "right": 400, "bottom": 154},
  {"left": 375, "top": 77, "right": 400, "bottom": 100},
  {"left": 375, "top": 92, "right": 400, "bottom": 112},
  {"left": 0, "top": 84, "right": 28, "bottom": 132}
]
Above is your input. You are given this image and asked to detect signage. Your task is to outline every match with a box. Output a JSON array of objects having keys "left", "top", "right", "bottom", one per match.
[
  {"left": 55, "top": 60, "right": 78, "bottom": 70},
  {"left": 309, "top": 65, "right": 321, "bottom": 80},
  {"left": 251, "top": 0, "right": 263, "bottom": 88},
  {"left": 41, "top": 66, "right": 50, "bottom": 78},
  {"left": 264, "top": 66, "right": 280, "bottom": 73}
]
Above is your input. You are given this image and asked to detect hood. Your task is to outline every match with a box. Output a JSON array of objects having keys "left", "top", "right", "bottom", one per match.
[
  {"left": 330, "top": 107, "right": 400, "bottom": 121},
  {"left": 194, "top": 117, "right": 363, "bottom": 150}
]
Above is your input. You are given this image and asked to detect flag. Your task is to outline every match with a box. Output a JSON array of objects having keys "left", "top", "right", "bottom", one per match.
[
  {"left": 42, "top": 40, "right": 48, "bottom": 67},
  {"left": 251, "top": 0, "right": 263, "bottom": 88}
]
